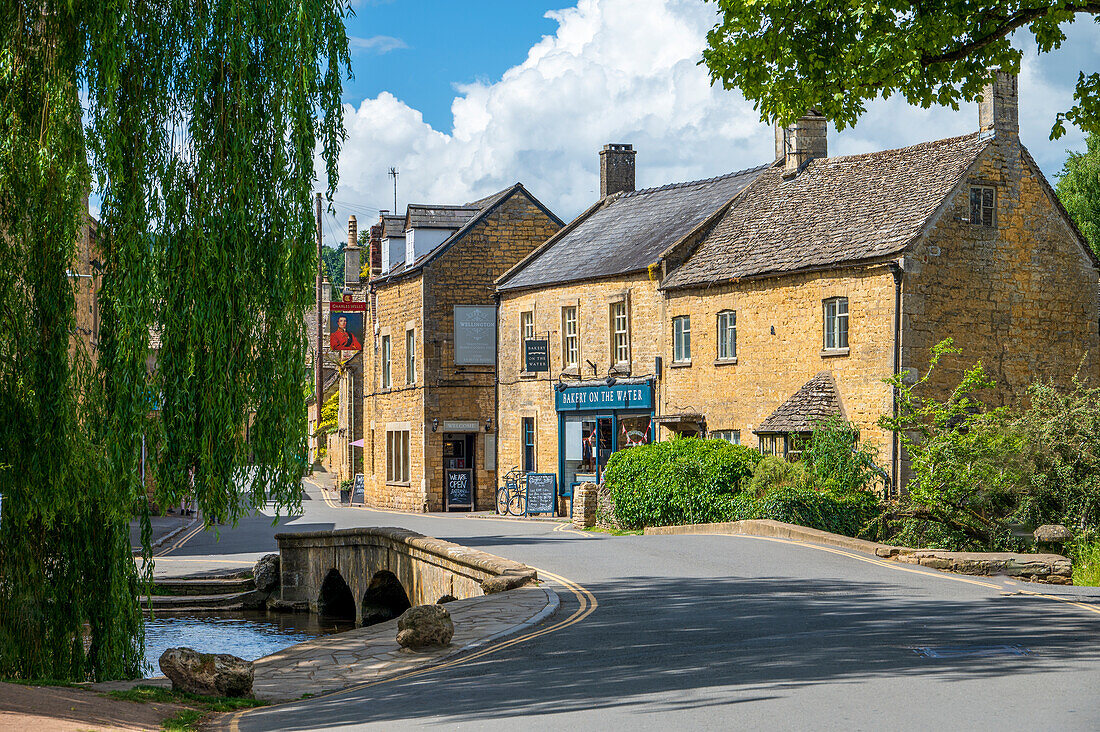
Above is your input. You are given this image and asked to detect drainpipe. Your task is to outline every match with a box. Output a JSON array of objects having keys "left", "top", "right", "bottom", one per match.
[
  {"left": 493, "top": 290, "right": 501, "bottom": 511},
  {"left": 889, "top": 260, "right": 904, "bottom": 497}
]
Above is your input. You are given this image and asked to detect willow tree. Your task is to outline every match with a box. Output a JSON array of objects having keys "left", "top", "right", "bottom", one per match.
[{"left": 0, "top": 0, "right": 348, "bottom": 681}]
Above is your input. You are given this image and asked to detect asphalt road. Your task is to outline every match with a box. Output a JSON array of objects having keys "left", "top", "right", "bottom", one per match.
[{"left": 155, "top": 480, "right": 1100, "bottom": 731}]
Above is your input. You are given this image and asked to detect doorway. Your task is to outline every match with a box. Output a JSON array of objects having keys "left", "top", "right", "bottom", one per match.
[{"left": 443, "top": 432, "right": 477, "bottom": 511}]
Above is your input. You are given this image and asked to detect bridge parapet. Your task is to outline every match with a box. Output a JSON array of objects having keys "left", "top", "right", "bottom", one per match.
[{"left": 275, "top": 527, "right": 538, "bottom": 625}]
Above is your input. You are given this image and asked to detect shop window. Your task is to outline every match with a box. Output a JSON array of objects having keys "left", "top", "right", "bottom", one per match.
[
  {"left": 823, "top": 297, "right": 848, "bottom": 351},
  {"left": 618, "top": 416, "right": 652, "bottom": 449},
  {"left": 969, "top": 186, "right": 995, "bottom": 227},
  {"left": 610, "top": 301, "right": 629, "bottom": 365},
  {"left": 386, "top": 429, "right": 410, "bottom": 483},
  {"left": 562, "top": 306, "right": 578, "bottom": 368},
  {"left": 759, "top": 434, "right": 786, "bottom": 457},
  {"left": 522, "top": 417, "right": 536, "bottom": 473},
  {"left": 673, "top": 316, "right": 691, "bottom": 362},
  {"left": 711, "top": 430, "right": 740, "bottom": 445},
  {"left": 381, "top": 335, "right": 392, "bottom": 388},
  {"left": 717, "top": 310, "right": 736, "bottom": 360},
  {"left": 405, "top": 329, "right": 416, "bottom": 384}
]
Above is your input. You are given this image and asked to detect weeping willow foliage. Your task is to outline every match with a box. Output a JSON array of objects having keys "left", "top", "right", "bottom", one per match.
[{"left": 0, "top": 0, "right": 348, "bottom": 681}]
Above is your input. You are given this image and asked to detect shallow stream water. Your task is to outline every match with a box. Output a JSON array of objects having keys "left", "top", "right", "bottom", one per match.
[{"left": 142, "top": 612, "right": 353, "bottom": 678}]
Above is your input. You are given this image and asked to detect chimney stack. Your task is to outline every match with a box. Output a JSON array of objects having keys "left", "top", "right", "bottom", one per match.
[
  {"left": 600, "top": 143, "right": 636, "bottom": 198},
  {"left": 369, "top": 220, "right": 383, "bottom": 277},
  {"left": 979, "top": 70, "right": 1018, "bottom": 140},
  {"left": 777, "top": 111, "right": 827, "bottom": 175},
  {"left": 344, "top": 215, "right": 361, "bottom": 285}
]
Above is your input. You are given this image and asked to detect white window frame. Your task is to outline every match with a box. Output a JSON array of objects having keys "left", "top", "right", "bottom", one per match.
[
  {"left": 562, "top": 306, "right": 578, "bottom": 368},
  {"left": 969, "top": 185, "right": 995, "bottom": 227},
  {"left": 673, "top": 315, "right": 691, "bottom": 362},
  {"left": 381, "top": 334, "right": 392, "bottom": 388},
  {"left": 711, "top": 430, "right": 740, "bottom": 445},
  {"left": 610, "top": 301, "right": 629, "bottom": 365},
  {"left": 717, "top": 310, "right": 736, "bottom": 361},
  {"left": 386, "top": 429, "right": 410, "bottom": 483},
  {"left": 521, "top": 311, "right": 534, "bottom": 344},
  {"left": 405, "top": 328, "right": 416, "bottom": 384},
  {"left": 823, "top": 297, "right": 849, "bottom": 351}
]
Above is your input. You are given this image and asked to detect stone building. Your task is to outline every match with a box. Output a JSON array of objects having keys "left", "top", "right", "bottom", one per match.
[
  {"left": 496, "top": 73, "right": 1099, "bottom": 501},
  {"left": 360, "top": 184, "right": 561, "bottom": 511}
]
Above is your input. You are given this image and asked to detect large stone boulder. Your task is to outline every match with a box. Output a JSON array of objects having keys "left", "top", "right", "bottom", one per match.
[
  {"left": 253, "top": 553, "right": 280, "bottom": 594},
  {"left": 159, "top": 647, "right": 254, "bottom": 698},
  {"left": 396, "top": 605, "right": 454, "bottom": 650},
  {"left": 1034, "top": 524, "right": 1072, "bottom": 545}
]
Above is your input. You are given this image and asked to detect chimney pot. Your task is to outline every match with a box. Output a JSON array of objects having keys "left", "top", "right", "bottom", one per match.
[
  {"left": 344, "top": 215, "right": 361, "bottom": 285},
  {"left": 979, "top": 70, "right": 1018, "bottom": 140},
  {"left": 599, "top": 143, "right": 636, "bottom": 198},
  {"left": 777, "top": 111, "right": 828, "bottom": 175}
]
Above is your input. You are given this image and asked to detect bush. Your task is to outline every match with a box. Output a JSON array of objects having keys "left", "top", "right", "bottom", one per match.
[
  {"left": 729, "top": 485, "right": 882, "bottom": 538},
  {"left": 604, "top": 438, "right": 760, "bottom": 529},
  {"left": 744, "top": 456, "right": 809, "bottom": 497},
  {"left": 1069, "top": 537, "right": 1100, "bottom": 586}
]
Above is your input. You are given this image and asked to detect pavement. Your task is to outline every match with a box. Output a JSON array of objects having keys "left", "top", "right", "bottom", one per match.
[{"left": 147, "top": 478, "right": 1100, "bottom": 731}]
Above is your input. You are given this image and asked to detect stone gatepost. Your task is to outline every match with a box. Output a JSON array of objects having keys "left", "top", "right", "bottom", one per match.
[{"left": 572, "top": 483, "right": 598, "bottom": 529}]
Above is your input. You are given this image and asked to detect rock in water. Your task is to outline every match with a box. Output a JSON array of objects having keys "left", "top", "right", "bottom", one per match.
[
  {"left": 253, "top": 553, "right": 281, "bottom": 594},
  {"left": 159, "top": 647, "right": 254, "bottom": 697},
  {"left": 396, "top": 605, "right": 454, "bottom": 650}
]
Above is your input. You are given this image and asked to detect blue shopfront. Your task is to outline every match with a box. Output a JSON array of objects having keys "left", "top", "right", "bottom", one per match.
[{"left": 555, "top": 379, "right": 655, "bottom": 496}]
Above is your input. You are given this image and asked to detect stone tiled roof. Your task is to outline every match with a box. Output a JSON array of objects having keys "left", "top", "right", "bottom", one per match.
[
  {"left": 405, "top": 204, "right": 481, "bottom": 231},
  {"left": 497, "top": 166, "right": 768, "bottom": 292},
  {"left": 664, "top": 133, "right": 990, "bottom": 289},
  {"left": 756, "top": 371, "right": 845, "bottom": 434},
  {"left": 381, "top": 214, "right": 405, "bottom": 238}
]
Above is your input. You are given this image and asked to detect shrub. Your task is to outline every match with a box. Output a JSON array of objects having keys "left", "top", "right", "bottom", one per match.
[
  {"left": 604, "top": 438, "right": 760, "bottom": 529},
  {"left": 801, "top": 416, "right": 887, "bottom": 496},
  {"left": 730, "top": 485, "right": 882, "bottom": 538},
  {"left": 1069, "top": 536, "right": 1100, "bottom": 586},
  {"left": 744, "top": 456, "right": 809, "bottom": 497}
]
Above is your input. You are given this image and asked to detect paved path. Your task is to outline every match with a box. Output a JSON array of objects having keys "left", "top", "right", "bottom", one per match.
[{"left": 156, "top": 478, "right": 1100, "bottom": 731}]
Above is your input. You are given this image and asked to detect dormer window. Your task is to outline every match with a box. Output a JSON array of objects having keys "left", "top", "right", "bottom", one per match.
[{"left": 970, "top": 186, "right": 995, "bottom": 227}]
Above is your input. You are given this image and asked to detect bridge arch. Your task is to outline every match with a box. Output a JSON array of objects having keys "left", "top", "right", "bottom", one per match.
[
  {"left": 317, "top": 569, "right": 356, "bottom": 621},
  {"left": 361, "top": 570, "right": 412, "bottom": 626}
]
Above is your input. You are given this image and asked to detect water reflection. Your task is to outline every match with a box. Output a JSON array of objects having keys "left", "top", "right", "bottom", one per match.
[{"left": 143, "top": 611, "right": 353, "bottom": 678}]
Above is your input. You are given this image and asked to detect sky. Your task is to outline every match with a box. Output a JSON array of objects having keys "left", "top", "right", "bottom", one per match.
[{"left": 322, "top": 0, "right": 1099, "bottom": 247}]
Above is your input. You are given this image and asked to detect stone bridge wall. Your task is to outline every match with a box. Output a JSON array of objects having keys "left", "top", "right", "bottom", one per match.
[{"left": 276, "top": 527, "right": 537, "bottom": 624}]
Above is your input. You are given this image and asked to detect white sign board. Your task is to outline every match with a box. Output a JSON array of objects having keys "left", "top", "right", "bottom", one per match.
[{"left": 454, "top": 306, "right": 497, "bottom": 365}]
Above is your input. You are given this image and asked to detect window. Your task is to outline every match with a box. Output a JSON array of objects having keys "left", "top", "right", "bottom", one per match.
[
  {"left": 562, "top": 306, "right": 578, "bottom": 368},
  {"left": 521, "top": 311, "right": 534, "bottom": 344},
  {"left": 610, "top": 301, "right": 629, "bottom": 365},
  {"left": 522, "top": 417, "right": 536, "bottom": 473},
  {"left": 711, "top": 430, "right": 740, "bottom": 445},
  {"left": 381, "top": 335, "right": 392, "bottom": 388},
  {"left": 717, "top": 310, "right": 736, "bottom": 360},
  {"left": 823, "top": 297, "right": 848, "bottom": 351},
  {"left": 759, "top": 434, "right": 786, "bottom": 457},
  {"left": 969, "top": 186, "right": 995, "bottom": 227},
  {"left": 673, "top": 316, "right": 691, "bottom": 362},
  {"left": 386, "top": 429, "right": 410, "bottom": 483},
  {"left": 405, "top": 329, "right": 416, "bottom": 384}
]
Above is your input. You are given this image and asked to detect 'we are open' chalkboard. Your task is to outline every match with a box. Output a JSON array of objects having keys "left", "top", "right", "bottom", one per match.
[
  {"left": 446, "top": 469, "right": 473, "bottom": 510},
  {"left": 525, "top": 473, "right": 556, "bottom": 515}
]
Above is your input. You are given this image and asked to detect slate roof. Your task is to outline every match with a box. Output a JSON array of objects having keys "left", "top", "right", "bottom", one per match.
[
  {"left": 497, "top": 166, "right": 768, "bottom": 292},
  {"left": 663, "top": 133, "right": 991, "bottom": 289},
  {"left": 405, "top": 204, "right": 481, "bottom": 231},
  {"left": 756, "top": 371, "right": 845, "bottom": 434},
  {"left": 381, "top": 214, "right": 405, "bottom": 238}
]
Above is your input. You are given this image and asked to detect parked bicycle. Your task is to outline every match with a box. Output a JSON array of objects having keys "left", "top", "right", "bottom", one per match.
[{"left": 496, "top": 467, "right": 527, "bottom": 516}]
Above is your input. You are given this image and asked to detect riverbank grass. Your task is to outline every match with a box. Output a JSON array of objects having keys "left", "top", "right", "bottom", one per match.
[{"left": 106, "top": 684, "right": 267, "bottom": 731}]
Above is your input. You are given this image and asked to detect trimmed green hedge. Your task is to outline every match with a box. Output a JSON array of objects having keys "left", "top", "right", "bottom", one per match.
[
  {"left": 604, "top": 438, "right": 761, "bottom": 529},
  {"left": 729, "top": 486, "right": 882, "bottom": 538}
]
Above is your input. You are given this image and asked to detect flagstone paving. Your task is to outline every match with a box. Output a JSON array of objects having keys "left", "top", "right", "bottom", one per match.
[{"left": 251, "top": 584, "right": 556, "bottom": 701}]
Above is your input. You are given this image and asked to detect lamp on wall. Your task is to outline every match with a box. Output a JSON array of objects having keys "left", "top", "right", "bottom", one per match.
[
  {"left": 485, "top": 417, "right": 493, "bottom": 432},
  {"left": 432, "top": 418, "right": 438, "bottom": 432}
]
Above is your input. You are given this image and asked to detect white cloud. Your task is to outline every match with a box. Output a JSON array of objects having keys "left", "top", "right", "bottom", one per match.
[
  {"left": 348, "top": 35, "right": 407, "bottom": 55},
  {"left": 324, "top": 0, "right": 1096, "bottom": 227}
]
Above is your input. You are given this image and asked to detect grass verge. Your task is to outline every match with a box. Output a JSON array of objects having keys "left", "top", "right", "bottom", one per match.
[
  {"left": 582, "top": 525, "right": 642, "bottom": 536},
  {"left": 106, "top": 684, "right": 267, "bottom": 731},
  {"left": 1072, "top": 541, "right": 1100, "bottom": 586}
]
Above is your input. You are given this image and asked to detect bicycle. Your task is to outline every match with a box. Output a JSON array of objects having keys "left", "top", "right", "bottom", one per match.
[{"left": 496, "top": 467, "right": 527, "bottom": 516}]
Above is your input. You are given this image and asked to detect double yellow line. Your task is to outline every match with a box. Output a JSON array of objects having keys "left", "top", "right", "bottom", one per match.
[{"left": 227, "top": 568, "right": 596, "bottom": 731}]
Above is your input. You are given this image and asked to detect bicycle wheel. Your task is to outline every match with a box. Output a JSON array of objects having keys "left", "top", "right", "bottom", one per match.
[
  {"left": 508, "top": 491, "right": 526, "bottom": 516},
  {"left": 496, "top": 488, "right": 510, "bottom": 515}
]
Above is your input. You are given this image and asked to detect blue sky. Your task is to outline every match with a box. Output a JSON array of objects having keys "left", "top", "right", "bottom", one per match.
[{"left": 324, "top": 0, "right": 1099, "bottom": 241}]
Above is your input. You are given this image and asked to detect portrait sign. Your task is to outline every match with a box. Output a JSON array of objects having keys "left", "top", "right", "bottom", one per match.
[
  {"left": 453, "top": 305, "right": 496, "bottom": 365},
  {"left": 329, "top": 295, "right": 366, "bottom": 352}
]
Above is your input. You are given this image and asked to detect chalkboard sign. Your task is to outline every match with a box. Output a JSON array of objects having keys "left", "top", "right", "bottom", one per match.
[
  {"left": 524, "top": 339, "right": 549, "bottom": 372},
  {"left": 445, "top": 469, "right": 473, "bottom": 510},
  {"left": 352, "top": 473, "right": 365, "bottom": 505},
  {"left": 525, "top": 473, "right": 557, "bottom": 515}
]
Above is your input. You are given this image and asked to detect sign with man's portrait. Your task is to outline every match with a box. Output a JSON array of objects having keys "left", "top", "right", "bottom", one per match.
[{"left": 329, "top": 296, "right": 366, "bottom": 352}]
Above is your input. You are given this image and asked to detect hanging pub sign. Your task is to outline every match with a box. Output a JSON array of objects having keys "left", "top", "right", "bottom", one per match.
[
  {"left": 524, "top": 339, "right": 549, "bottom": 373},
  {"left": 454, "top": 305, "right": 496, "bottom": 365},
  {"left": 329, "top": 295, "right": 366, "bottom": 351}
]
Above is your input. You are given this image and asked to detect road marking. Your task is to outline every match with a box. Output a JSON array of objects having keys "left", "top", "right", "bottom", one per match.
[
  {"left": 553, "top": 522, "right": 597, "bottom": 538},
  {"left": 226, "top": 568, "right": 596, "bottom": 732},
  {"left": 155, "top": 521, "right": 205, "bottom": 557}
]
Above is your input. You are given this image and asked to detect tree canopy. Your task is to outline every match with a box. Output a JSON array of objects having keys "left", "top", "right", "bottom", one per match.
[
  {"left": 0, "top": 0, "right": 348, "bottom": 681},
  {"left": 702, "top": 0, "right": 1100, "bottom": 139},
  {"left": 1058, "top": 133, "right": 1100, "bottom": 254}
]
